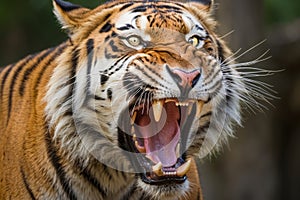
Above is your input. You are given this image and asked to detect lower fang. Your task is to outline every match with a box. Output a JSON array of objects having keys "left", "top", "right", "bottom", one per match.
[
  {"left": 152, "top": 162, "right": 163, "bottom": 176},
  {"left": 176, "top": 158, "right": 192, "bottom": 177},
  {"left": 131, "top": 111, "right": 137, "bottom": 125},
  {"left": 133, "top": 134, "right": 137, "bottom": 141},
  {"left": 135, "top": 141, "right": 146, "bottom": 153}
]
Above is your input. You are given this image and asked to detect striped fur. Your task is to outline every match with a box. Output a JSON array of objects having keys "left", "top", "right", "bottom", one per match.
[{"left": 0, "top": 0, "right": 251, "bottom": 199}]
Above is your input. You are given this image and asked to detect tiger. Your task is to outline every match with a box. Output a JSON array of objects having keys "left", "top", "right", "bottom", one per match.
[{"left": 0, "top": 0, "right": 271, "bottom": 199}]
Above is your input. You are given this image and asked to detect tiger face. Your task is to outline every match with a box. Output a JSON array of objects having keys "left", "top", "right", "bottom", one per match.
[{"left": 47, "top": 0, "right": 243, "bottom": 198}]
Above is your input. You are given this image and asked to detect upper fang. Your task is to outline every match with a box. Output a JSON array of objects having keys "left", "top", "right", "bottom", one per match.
[
  {"left": 152, "top": 100, "right": 164, "bottom": 122},
  {"left": 131, "top": 111, "right": 137, "bottom": 125}
]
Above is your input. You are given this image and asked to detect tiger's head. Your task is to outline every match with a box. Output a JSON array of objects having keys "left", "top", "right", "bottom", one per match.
[{"left": 47, "top": 0, "right": 246, "bottom": 198}]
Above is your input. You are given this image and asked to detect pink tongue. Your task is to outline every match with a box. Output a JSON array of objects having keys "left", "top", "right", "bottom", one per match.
[
  {"left": 136, "top": 103, "right": 180, "bottom": 167},
  {"left": 144, "top": 123, "right": 180, "bottom": 167}
]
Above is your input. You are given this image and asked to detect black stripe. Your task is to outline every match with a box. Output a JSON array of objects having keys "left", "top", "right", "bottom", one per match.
[
  {"left": 131, "top": 5, "right": 147, "bottom": 13},
  {"left": 62, "top": 46, "right": 80, "bottom": 107},
  {"left": 134, "top": 64, "right": 163, "bottom": 88},
  {"left": 121, "top": 185, "right": 136, "bottom": 200},
  {"left": 45, "top": 131, "right": 77, "bottom": 200},
  {"left": 59, "top": 46, "right": 79, "bottom": 116},
  {"left": 107, "top": 88, "right": 112, "bottom": 100},
  {"left": 200, "top": 111, "right": 212, "bottom": 119},
  {"left": 65, "top": 47, "right": 80, "bottom": 89},
  {"left": 104, "top": 54, "right": 129, "bottom": 73},
  {"left": 0, "top": 64, "right": 14, "bottom": 97},
  {"left": 156, "top": 5, "right": 181, "bottom": 10},
  {"left": 86, "top": 39, "right": 94, "bottom": 91},
  {"left": 104, "top": 48, "right": 119, "bottom": 59},
  {"left": 76, "top": 161, "right": 107, "bottom": 198},
  {"left": 20, "top": 167, "right": 36, "bottom": 200},
  {"left": 117, "top": 24, "right": 135, "bottom": 31},
  {"left": 54, "top": 0, "right": 81, "bottom": 12},
  {"left": 137, "top": 56, "right": 164, "bottom": 80},
  {"left": 83, "top": 39, "right": 95, "bottom": 106},
  {"left": 109, "top": 40, "right": 121, "bottom": 52},
  {"left": 197, "top": 121, "right": 210, "bottom": 134},
  {"left": 34, "top": 44, "right": 68, "bottom": 98},
  {"left": 99, "top": 22, "right": 113, "bottom": 33},
  {"left": 19, "top": 48, "right": 55, "bottom": 96},
  {"left": 119, "top": 3, "right": 134, "bottom": 11},
  {"left": 195, "top": 24, "right": 204, "bottom": 31},
  {"left": 7, "top": 54, "right": 37, "bottom": 125},
  {"left": 204, "top": 68, "right": 221, "bottom": 87},
  {"left": 95, "top": 95, "right": 106, "bottom": 101},
  {"left": 100, "top": 74, "right": 109, "bottom": 85},
  {"left": 102, "top": 165, "right": 113, "bottom": 181}
]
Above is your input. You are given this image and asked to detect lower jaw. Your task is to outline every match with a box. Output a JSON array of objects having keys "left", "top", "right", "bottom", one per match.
[{"left": 141, "top": 173, "right": 187, "bottom": 185}]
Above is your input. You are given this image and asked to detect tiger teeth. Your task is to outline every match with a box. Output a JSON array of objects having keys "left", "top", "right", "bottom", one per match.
[
  {"left": 131, "top": 111, "right": 137, "bottom": 125},
  {"left": 152, "top": 158, "right": 192, "bottom": 177},
  {"left": 152, "top": 100, "right": 164, "bottom": 122},
  {"left": 152, "top": 162, "right": 163, "bottom": 176},
  {"left": 135, "top": 141, "right": 146, "bottom": 153},
  {"left": 175, "top": 102, "right": 189, "bottom": 107},
  {"left": 196, "top": 100, "right": 204, "bottom": 118},
  {"left": 176, "top": 158, "right": 192, "bottom": 177}
]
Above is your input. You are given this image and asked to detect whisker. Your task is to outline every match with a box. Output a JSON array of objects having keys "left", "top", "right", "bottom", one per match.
[
  {"left": 219, "top": 30, "right": 235, "bottom": 39},
  {"left": 229, "top": 39, "right": 267, "bottom": 62}
]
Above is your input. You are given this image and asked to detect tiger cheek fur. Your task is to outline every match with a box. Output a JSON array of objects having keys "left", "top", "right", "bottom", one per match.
[{"left": 0, "top": 0, "right": 248, "bottom": 199}]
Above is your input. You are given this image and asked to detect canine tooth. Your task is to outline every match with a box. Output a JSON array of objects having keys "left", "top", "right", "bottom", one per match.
[
  {"left": 131, "top": 111, "right": 137, "bottom": 125},
  {"left": 196, "top": 101, "right": 204, "bottom": 118},
  {"left": 133, "top": 134, "right": 137, "bottom": 141},
  {"left": 176, "top": 143, "right": 180, "bottom": 157},
  {"left": 152, "top": 100, "right": 163, "bottom": 122},
  {"left": 152, "top": 162, "right": 163, "bottom": 176},
  {"left": 135, "top": 141, "right": 146, "bottom": 153},
  {"left": 176, "top": 158, "right": 192, "bottom": 177}
]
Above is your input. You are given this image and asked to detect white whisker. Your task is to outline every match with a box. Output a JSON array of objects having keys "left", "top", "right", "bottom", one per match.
[{"left": 219, "top": 30, "right": 235, "bottom": 39}]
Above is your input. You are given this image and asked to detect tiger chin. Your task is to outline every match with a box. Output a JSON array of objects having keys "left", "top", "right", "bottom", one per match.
[{"left": 0, "top": 0, "right": 248, "bottom": 199}]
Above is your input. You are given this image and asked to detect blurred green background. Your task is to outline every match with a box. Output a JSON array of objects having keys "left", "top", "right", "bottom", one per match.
[{"left": 0, "top": 0, "right": 299, "bottom": 200}]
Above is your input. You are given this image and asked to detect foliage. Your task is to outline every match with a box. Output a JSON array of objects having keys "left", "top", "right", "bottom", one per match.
[{"left": 264, "top": 0, "right": 300, "bottom": 25}]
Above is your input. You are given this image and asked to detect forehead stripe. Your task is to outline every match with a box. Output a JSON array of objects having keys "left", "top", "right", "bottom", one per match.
[
  {"left": 99, "top": 21, "right": 113, "bottom": 33},
  {"left": 131, "top": 5, "right": 147, "bottom": 13},
  {"left": 119, "top": 2, "right": 134, "bottom": 11},
  {"left": 117, "top": 24, "right": 135, "bottom": 31}
]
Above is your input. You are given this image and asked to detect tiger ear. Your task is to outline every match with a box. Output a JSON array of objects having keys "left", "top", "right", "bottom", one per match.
[
  {"left": 188, "top": 0, "right": 214, "bottom": 13},
  {"left": 53, "top": 0, "right": 91, "bottom": 35}
]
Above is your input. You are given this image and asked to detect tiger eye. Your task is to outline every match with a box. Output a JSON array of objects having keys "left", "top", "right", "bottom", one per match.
[
  {"left": 188, "top": 36, "right": 200, "bottom": 47},
  {"left": 127, "top": 35, "right": 142, "bottom": 47}
]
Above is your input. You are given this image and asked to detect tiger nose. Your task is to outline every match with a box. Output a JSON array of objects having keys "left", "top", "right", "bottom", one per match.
[{"left": 170, "top": 69, "right": 201, "bottom": 88}]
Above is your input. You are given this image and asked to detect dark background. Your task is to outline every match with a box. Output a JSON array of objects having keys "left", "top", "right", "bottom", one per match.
[{"left": 0, "top": 0, "right": 299, "bottom": 200}]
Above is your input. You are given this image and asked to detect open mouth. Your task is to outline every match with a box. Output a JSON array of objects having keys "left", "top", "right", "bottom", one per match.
[{"left": 118, "top": 98, "right": 204, "bottom": 185}]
